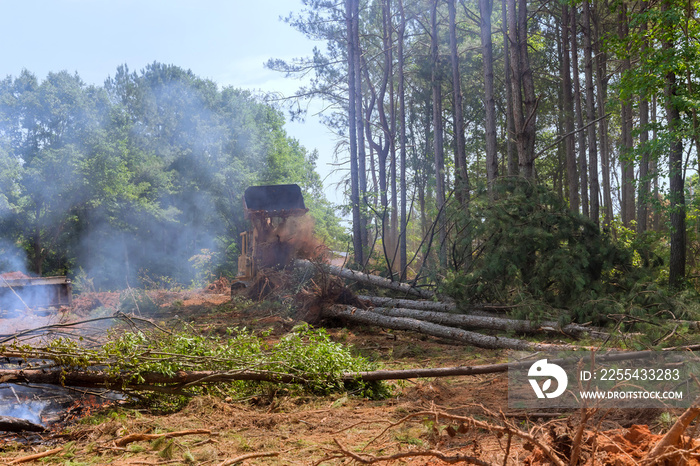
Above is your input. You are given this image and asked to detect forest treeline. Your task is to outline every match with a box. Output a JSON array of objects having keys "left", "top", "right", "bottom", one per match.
[
  {"left": 1, "top": 0, "right": 699, "bottom": 316},
  {"left": 0, "top": 63, "right": 344, "bottom": 289},
  {"left": 272, "top": 0, "right": 699, "bottom": 294}
]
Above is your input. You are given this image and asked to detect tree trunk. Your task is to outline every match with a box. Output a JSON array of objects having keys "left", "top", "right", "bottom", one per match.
[
  {"left": 430, "top": 0, "right": 447, "bottom": 267},
  {"left": 398, "top": 0, "right": 408, "bottom": 279},
  {"left": 518, "top": 0, "right": 537, "bottom": 174},
  {"left": 664, "top": 0, "right": 686, "bottom": 288},
  {"left": 478, "top": 0, "right": 497, "bottom": 193},
  {"left": 449, "top": 0, "right": 470, "bottom": 201},
  {"left": 507, "top": 0, "right": 525, "bottom": 177},
  {"left": 362, "top": 17, "right": 392, "bottom": 273},
  {"left": 508, "top": 0, "right": 536, "bottom": 178},
  {"left": 502, "top": 0, "right": 518, "bottom": 176},
  {"left": 652, "top": 96, "right": 661, "bottom": 231},
  {"left": 295, "top": 259, "right": 436, "bottom": 299},
  {"left": 346, "top": 0, "right": 363, "bottom": 266},
  {"left": 636, "top": 2, "right": 650, "bottom": 235},
  {"left": 619, "top": 2, "right": 635, "bottom": 228},
  {"left": 583, "top": 0, "right": 600, "bottom": 226},
  {"left": 385, "top": 0, "right": 399, "bottom": 271},
  {"left": 593, "top": 6, "right": 613, "bottom": 227},
  {"left": 353, "top": 0, "right": 369, "bottom": 259},
  {"left": 562, "top": 4, "right": 579, "bottom": 212},
  {"left": 571, "top": 6, "right": 588, "bottom": 218}
]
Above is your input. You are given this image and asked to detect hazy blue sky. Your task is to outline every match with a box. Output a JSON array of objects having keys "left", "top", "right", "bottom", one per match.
[{"left": 0, "top": 0, "right": 344, "bottom": 203}]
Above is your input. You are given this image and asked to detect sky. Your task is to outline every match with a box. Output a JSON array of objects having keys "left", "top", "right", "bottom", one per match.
[{"left": 0, "top": 0, "right": 345, "bottom": 204}]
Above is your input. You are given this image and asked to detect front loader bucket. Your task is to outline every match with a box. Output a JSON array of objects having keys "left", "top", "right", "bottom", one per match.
[{"left": 243, "top": 184, "right": 307, "bottom": 216}]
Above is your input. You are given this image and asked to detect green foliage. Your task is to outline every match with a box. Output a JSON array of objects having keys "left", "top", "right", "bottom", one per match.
[
  {"left": 443, "top": 179, "right": 652, "bottom": 324},
  {"left": 14, "top": 323, "right": 385, "bottom": 411},
  {"left": 188, "top": 249, "right": 217, "bottom": 288}
]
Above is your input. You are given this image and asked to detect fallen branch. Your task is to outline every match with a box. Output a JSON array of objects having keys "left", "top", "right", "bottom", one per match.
[
  {"left": 0, "top": 367, "right": 307, "bottom": 391},
  {"left": 329, "top": 410, "right": 566, "bottom": 466},
  {"left": 368, "top": 306, "right": 605, "bottom": 338},
  {"left": 0, "top": 348, "right": 684, "bottom": 394},
  {"left": 115, "top": 429, "right": 211, "bottom": 447},
  {"left": 0, "top": 312, "right": 169, "bottom": 344},
  {"left": 7, "top": 447, "right": 63, "bottom": 464},
  {"left": 217, "top": 451, "right": 279, "bottom": 466},
  {"left": 0, "top": 415, "right": 46, "bottom": 433},
  {"left": 332, "top": 438, "right": 491, "bottom": 465},
  {"left": 295, "top": 259, "right": 435, "bottom": 299},
  {"left": 325, "top": 304, "right": 587, "bottom": 351}
]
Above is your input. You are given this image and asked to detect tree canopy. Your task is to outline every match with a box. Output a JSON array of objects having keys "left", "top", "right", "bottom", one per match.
[{"left": 0, "top": 63, "right": 343, "bottom": 289}]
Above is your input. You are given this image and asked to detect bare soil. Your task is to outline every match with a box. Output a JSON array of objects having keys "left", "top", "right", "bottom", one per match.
[{"left": 0, "top": 289, "right": 695, "bottom": 465}]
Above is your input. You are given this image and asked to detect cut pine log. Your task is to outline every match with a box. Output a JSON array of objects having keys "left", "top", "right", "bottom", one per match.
[
  {"left": 324, "top": 304, "right": 587, "bottom": 351},
  {"left": 367, "top": 306, "right": 605, "bottom": 338},
  {"left": 357, "top": 295, "right": 514, "bottom": 314},
  {"left": 295, "top": 260, "right": 435, "bottom": 299}
]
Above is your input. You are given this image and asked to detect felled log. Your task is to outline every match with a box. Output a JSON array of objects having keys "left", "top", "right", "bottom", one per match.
[
  {"left": 357, "top": 295, "right": 514, "bottom": 314},
  {"left": 0, "top": 349, "right": 677, "bottom": 392},
  {"left": 358, "top": 295, "right": 456, "bottom": 312},
  {"left": 324, "top": 304, "right": 586, "bottom": 351},
  {"left": 367, "top": 306, "right": 604, "bottom": 338},
  {"left": 0, "top": 366, "right": 523, "bottom": 392},
  {"left": 0, "top": 415, "right": 46, "bottom": 433},
  {"left": 295, "top": 260, "right": 435, "bottom": 299}
]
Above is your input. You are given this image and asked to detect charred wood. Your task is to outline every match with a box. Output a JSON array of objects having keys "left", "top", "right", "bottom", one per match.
[{"left": 0, "top": 415, "right": 46, "bottom": 433}]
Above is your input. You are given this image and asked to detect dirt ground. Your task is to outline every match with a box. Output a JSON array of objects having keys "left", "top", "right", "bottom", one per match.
[{"left": 0, "top": 288, "right": 697, "bottom": 465}]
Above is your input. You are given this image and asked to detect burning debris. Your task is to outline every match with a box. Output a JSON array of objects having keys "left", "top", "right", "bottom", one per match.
[{"left": 0, "top": 357, "right": 120, "bottom": 434}]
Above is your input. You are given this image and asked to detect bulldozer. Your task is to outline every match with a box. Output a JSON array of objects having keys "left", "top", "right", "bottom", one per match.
[{"left": 235, "top": 184, "right": 308, "bottom": 284}]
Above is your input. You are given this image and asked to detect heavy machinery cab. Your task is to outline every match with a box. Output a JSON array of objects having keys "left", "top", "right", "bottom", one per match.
[{"left": 237, "top": 184, "right": 308, "bottom": 281}]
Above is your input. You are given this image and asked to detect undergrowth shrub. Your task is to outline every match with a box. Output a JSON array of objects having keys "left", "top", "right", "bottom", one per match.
[{"left": 443, "top": 179, "right": 678, "bottom": 325}]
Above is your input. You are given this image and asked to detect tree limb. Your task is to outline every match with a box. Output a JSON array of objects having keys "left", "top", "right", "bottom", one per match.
[{"left": 7, "top": 447, "right": 63, "bottom": 464}]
